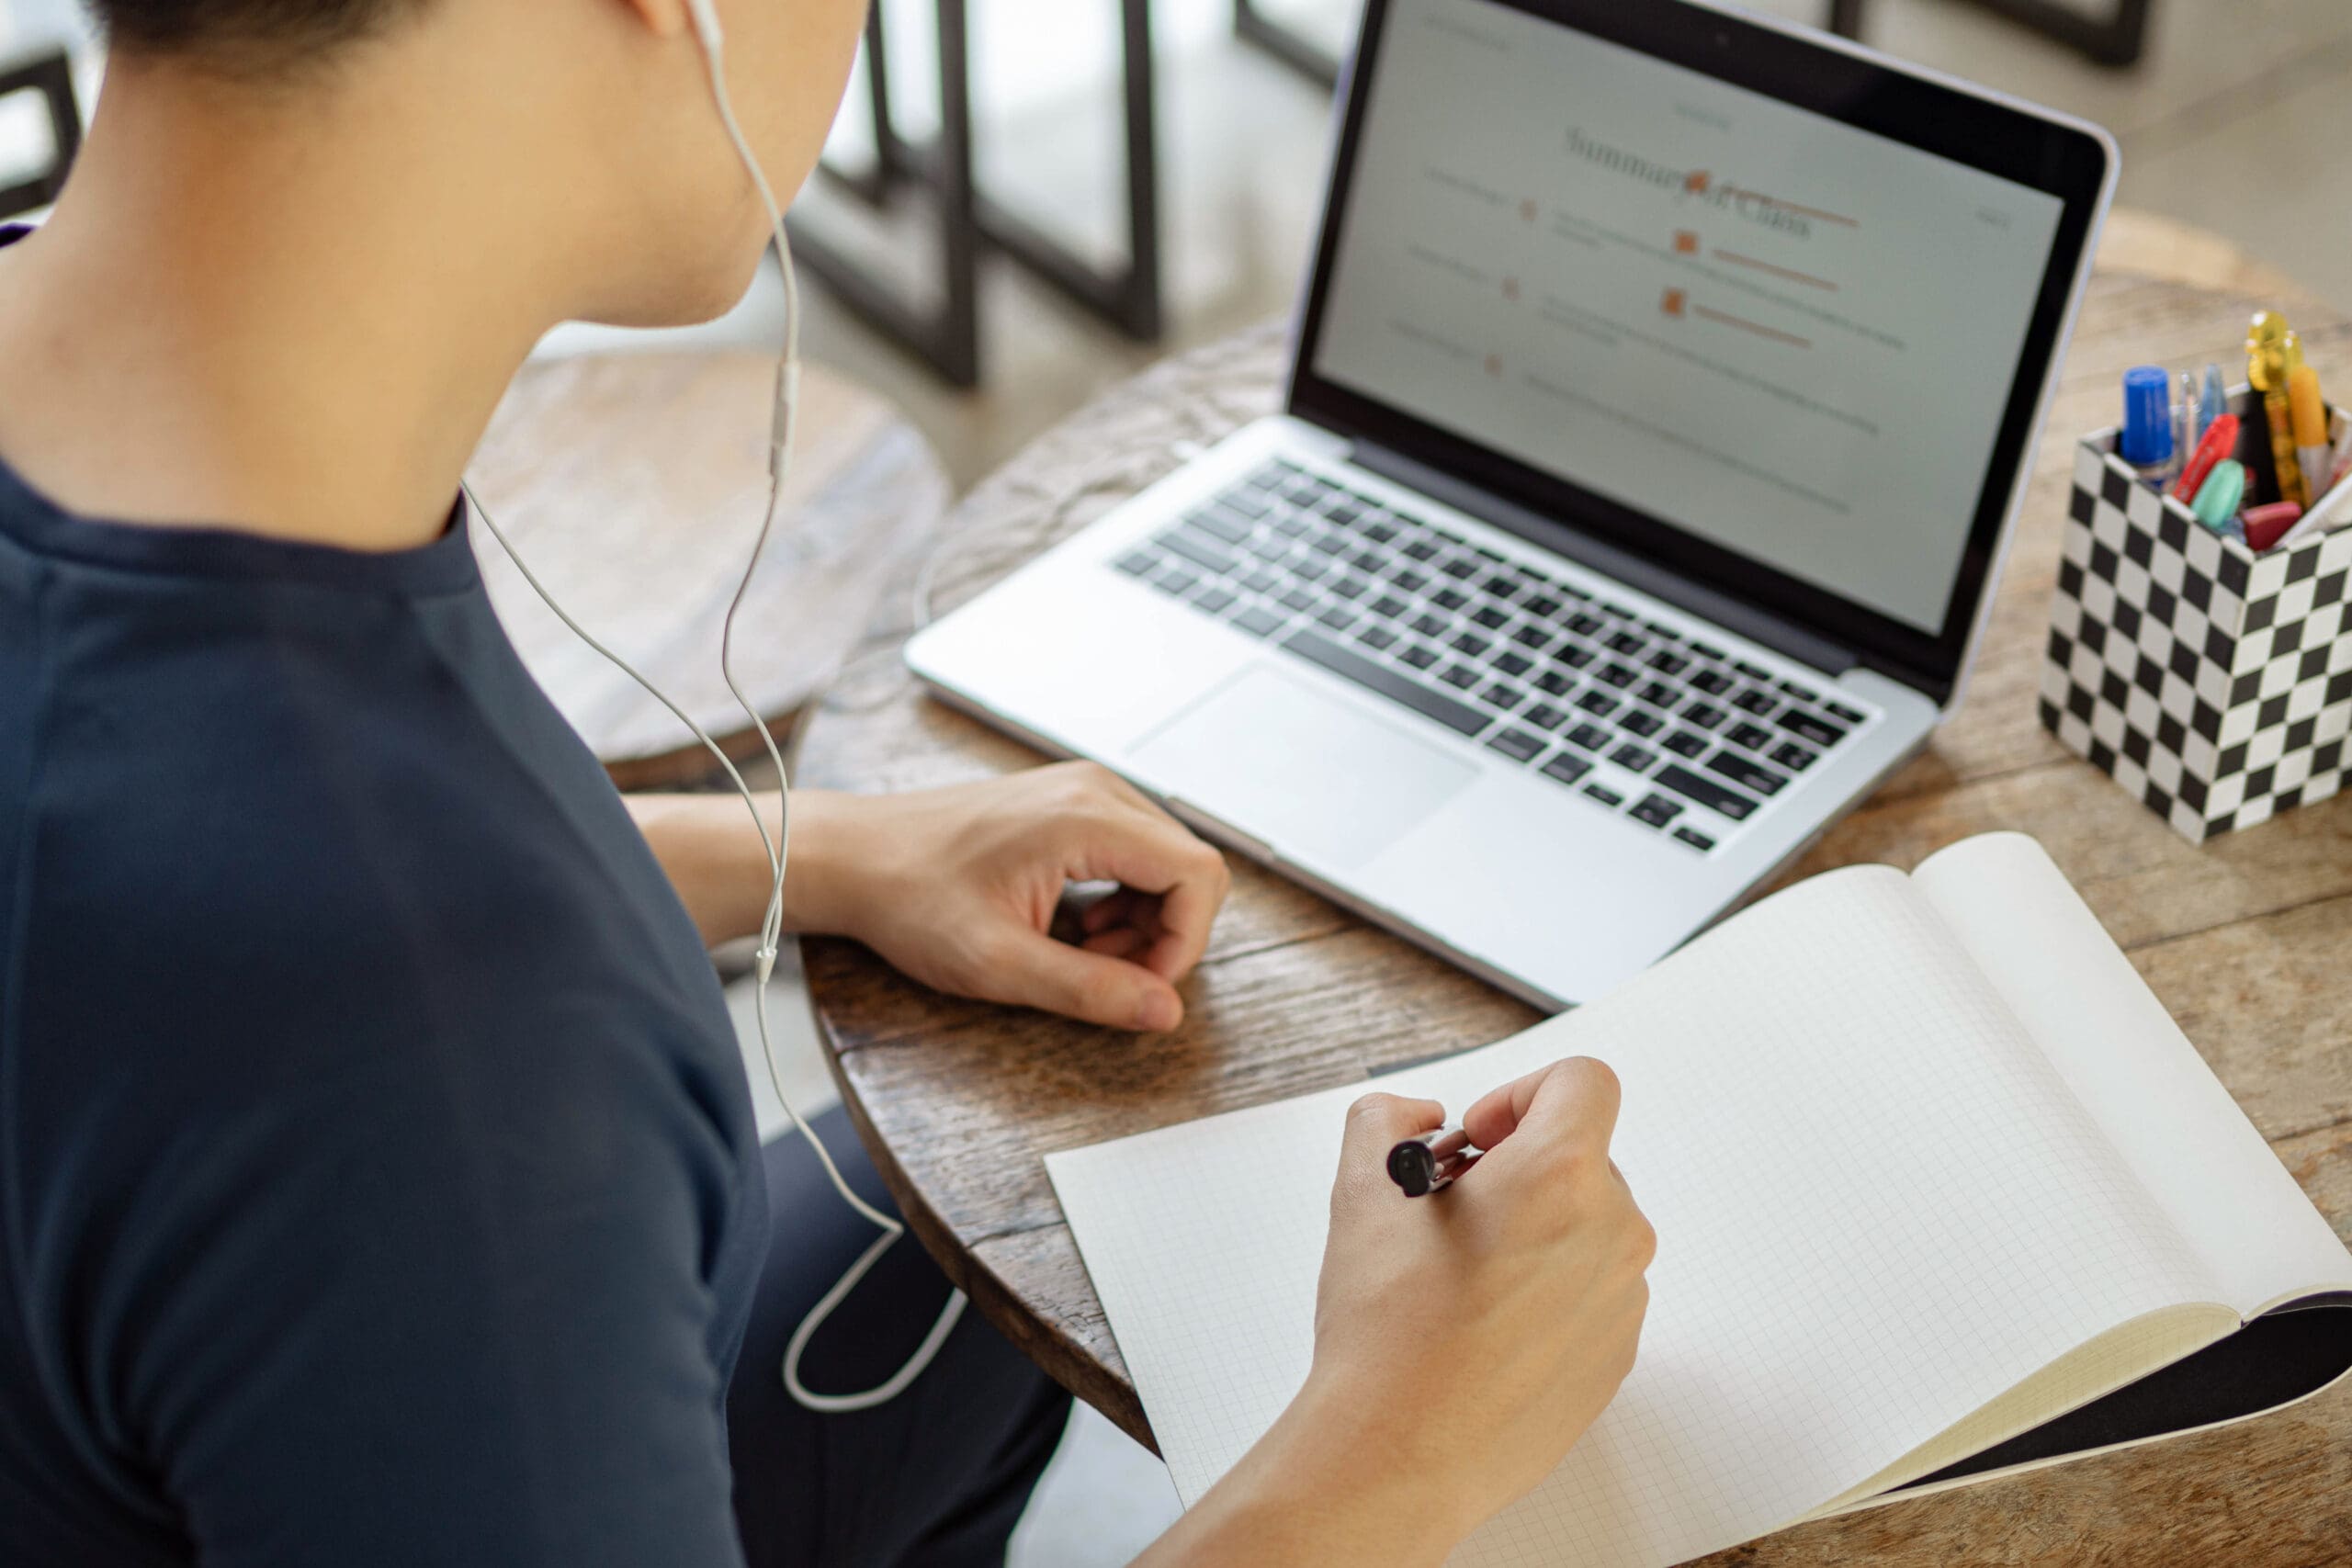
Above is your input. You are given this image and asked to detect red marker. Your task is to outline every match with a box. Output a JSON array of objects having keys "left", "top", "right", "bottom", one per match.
[
  {"left": 2171, "top": 412, "right": 2241, "bottom": 502},
  {"left": 2245, "top": 501, "right": 2303, "bottom": 552}
]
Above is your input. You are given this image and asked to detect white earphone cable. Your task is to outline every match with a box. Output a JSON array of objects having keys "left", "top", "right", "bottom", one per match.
[{"left": 469, "top": 7, "right": 964, "bottom": 1416}]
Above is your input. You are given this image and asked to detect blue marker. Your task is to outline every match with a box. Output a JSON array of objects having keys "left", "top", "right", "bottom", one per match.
[
  {"left": 2196, "top": 363, "right": 2227, "bottom": 443},
  {"left": 2120, "top": 366, "right": 2176, "bottom": 488}
]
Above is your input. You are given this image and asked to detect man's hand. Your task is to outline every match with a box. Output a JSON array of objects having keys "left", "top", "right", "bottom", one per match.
[
  {"left": 786, "top": 762, "right": 1232, "bottom": 1032},
  {"left": 1136, "top": 1057, "right": 1654, "bottom": 1567}
]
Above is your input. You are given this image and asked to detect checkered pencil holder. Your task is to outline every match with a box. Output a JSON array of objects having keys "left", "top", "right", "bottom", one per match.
[{"left": 2041, "top": 389, "right": 2352, "bottom": 841}]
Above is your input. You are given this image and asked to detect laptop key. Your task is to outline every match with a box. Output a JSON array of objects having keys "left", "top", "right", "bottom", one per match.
[
  {"left": 1441, "top": 557, "right": 1479, "bottom": 580},
  {"left": 1196, "top": 588, "right": 1237, "bottom": 615},
  {"left": 1240, "top": 568, "right": 1282, "bottom": 594},
  {"left": 1582, "top": 782, "right": 1625, "bottom": 808},
  {"left": 1524, "top": 703, "right": 1567, "bottom": 731},
  {"left": 1636, "top": 680, "right": 1679, "bottom": 711},
  {"left": 1567, "top": 613, "right": 1607, "bottom": 637},
  {"left": 1494, "top": 651, "right": 1533, "bottom": 678},
  {"left": 1566, "top": 722, "right": 1611, "bottom": 752},
  {"left": 1523, "top": 595, "right": 1562, "bottom": 618},
  {"left": 1688, "top": 638, "right": 1726, "bottom": 660},
  {"left": 1611, "top": 742, "right": 1658, "bottom": 773},
  {"left": 1358, "top": 625, "right": 1399, "bottom": 651},
  {"left": 1692, "top": 668, "right": 1736, "bottom": 696},
  {"left": 1734, "top": 660, "right": 1772, "bottom": 680},
  {"left": 1553, "top": 642, "right": 1596, "bottom": 670},
  {"left": 1726, "top": 721, "right": 1773, "bottom": 751},
  {"left": 1185, "top": 507, "right": 1254, "bottom": 545},
  {"left": 1156, "top": 569, "right": 1200, "bottom": 596},
  {"left": 1597, "top": 661, "right": 1638, "bottom": 689},
  {"left": 1487, "top": 728, "right": 1544, "bottom": 763},
  {"left": 1620, "top": 708, "right": 1664, "bottom": 739},
  {"left": 1630, "top": 794, "right": 1683, "bottom": 829},
  {"left": 1535, "top": 670, "right": 1574, "bottom": 697},
  {"left": 1391, "top": 567, "right": 1431, "bottom": 593},
  {"left": 1664, "top": 728, "right": 1708, "bottom": 759},
  {"left": 1432, "top": 586, "right": 1471, "bottom": 611},
  {"left": 1411, "top": 613, "right": 1449, "bottom": 637},
  {"left": 1826, "top": 699, "right": 1866, "bottom": 724},
  {"left": 1650, "top": 650, "right": 1690, "bottom": 676},
  {"left": 1472, "top": 605, "right": 1510, "bottom": 630},
  {"left": 1282, "top": 628, "right": 1489, "bottom": 737},
  {"left": 1331, "top": 576, "right": 1369, "bottom": 601},
  {"left": 1606, "top": 630, "right": 1646, "bottom": 656},
  {"left": 1576, "top": 690, "right": 1620, "bottom": 717},
  {"left": 1655, "top": 763, "right": 1758, "bottom": 821},
  {"left": 1450, "top": 631, "right": 1491, "bottom": 657},
  {"left": 1771, "top": 740, "right": 1819, "bottom": 772},
  {"left": 1114, "top": 550, "right": 1159, "bottom": 576},
  {"left": 1441, "top": 663, "right": 1481, "bottom": 690},
  {"left": 1318, "top": 606, "right": 1359, "bottom": 632},
  {"left": 1400, "top": 643, "right": 1441, "bottom": 670},
  {"left": 1540, "top": 751, "right": 1592, "bottom": 787},
  {"left": 1279, "top": 588, "right": 1317, "bottom": 613},
  {"left": 1481, "top": 682, "right": 1524, "bottom": 711},
  {"left": 1370, "top": 593, "right": 1409, "bottom": 619},
  {"left": 1683, "top": 702, "right": 1727, "bottom": 731},
  {"left": 1778, "top": 709, "right": 1849, "bottom": 749},
  {"left": 1402, "top": 539, "right": 1441, "bottom": 561},
  {"left": 1158, "top": 529, "right": 1238, "bottom": 577},
  {"left": 1732, "top": 687, "right": 1778, "bottom": 716},
  {"left": 1708, "top": 750, "right": 1789, "bottom": 796},
  {"left": 1512, "top": 624, "right": 1554, "bottom": 650},
  {"left": 1673, "top": 826, "right": 1716, "bottom": 852},
  {"left": 1230, "top": 605, "right": 1286, "bottom": 638}
]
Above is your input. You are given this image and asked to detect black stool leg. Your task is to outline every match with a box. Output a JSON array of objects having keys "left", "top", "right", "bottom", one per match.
[{"left": 1235, "top": 0, "right": 1341, "bottom": 89}]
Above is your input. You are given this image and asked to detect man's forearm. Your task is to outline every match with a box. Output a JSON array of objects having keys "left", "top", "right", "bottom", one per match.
[
  {"left": 1132, "top": 1382, "right": 1464, "bottom": 1568},
  {"left": 626, "top": 790, "right": 867, "bottom": 948}
]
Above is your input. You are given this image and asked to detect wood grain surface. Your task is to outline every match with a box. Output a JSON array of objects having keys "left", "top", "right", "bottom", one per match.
[
  {"left": 466, "top": 351, "right": 948, "bottom": 788},
  {"left": 795, "top": 252, "right": 2352, "bottom": 1562}
]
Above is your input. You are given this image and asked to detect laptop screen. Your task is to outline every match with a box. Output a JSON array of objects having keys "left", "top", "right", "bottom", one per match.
[{"left": 1290, "top": 0, "right": 2110, "bottom": 700}]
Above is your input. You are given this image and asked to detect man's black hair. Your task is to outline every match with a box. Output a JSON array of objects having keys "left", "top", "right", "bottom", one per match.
[{"left": 86, "top": 0, "right": 425, "bottom": 68}]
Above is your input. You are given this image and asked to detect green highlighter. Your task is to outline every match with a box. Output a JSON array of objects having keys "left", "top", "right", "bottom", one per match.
[{"left": 2191, "top": 457, "right": 2247, "bottom": 534}]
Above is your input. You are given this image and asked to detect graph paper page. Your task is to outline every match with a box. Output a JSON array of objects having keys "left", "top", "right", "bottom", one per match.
[
  {"left": 1049, "top": 863, "right": 2215, "bottom": 1568},
  {"left": 1913, "top": 833, "right": 2352, "bottom": 1316}
]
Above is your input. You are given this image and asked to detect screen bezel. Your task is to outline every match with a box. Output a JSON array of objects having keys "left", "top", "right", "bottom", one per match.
[{"left": 1285, "top": 0, "right": 2113, "bottom": 704}]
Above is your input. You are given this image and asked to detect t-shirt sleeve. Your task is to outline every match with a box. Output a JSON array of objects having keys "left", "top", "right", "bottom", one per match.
[{"left": 113, "top": 999, "right": 751, "bottom": 1568}]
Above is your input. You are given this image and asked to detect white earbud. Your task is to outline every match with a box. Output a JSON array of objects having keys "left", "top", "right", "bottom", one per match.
[{"left": 466, "top": 2, "right": 965, "bottom": 1416}]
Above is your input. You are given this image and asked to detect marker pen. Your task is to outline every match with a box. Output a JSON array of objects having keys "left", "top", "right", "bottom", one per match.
[
  {"left": 2171, "top": 412, "right": 2240, "bottom": 502},
  {"left": 2192, "top": 458, "right": 2247, "bottom": 535},
  {"left": 2120, "top": 366, "right": 2175, "bottom": 488},
  {"left": 2197, "top": 363, "right": 2228, "bottom": 443},
  {"left": 2247, "top": 311, "right": 2309, "bottom": 508},
  {"left": 1387, "top": 1123, "right": 1479, "bottom": 1197},
  {"left": 2244, "top": 501, "right": 2302, "bottom": 553}
]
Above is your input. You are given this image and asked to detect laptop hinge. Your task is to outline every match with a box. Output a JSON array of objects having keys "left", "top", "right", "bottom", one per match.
[{"left": 1346, "top": 440, "right": 1861, "bottom": 678}]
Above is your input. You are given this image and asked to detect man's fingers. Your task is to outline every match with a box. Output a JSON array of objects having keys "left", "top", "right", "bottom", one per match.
[
  {"left": 985, "top": 927, "right": 1185, "bottom": 1032},
  {"left": 1339, "top": 1091, "right": 1447, "bottom": 1164},
  {"left": 1461, "top": 1057, "right": 1622, "bottom": 1159},
  {"left": 1069, "top": 813, "right": 1229, "bottom": 985}
]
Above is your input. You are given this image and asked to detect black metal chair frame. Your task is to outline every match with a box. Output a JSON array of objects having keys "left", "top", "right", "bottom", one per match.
[
  {"left": 787, "top": 0, "right": 1161, "bottom": 389},
  {"left": 0, "top": 51, "right": 82, "bottom": 220},
  {"left": 1232, "top": 0, "right": 2157, "bottom": 89}
]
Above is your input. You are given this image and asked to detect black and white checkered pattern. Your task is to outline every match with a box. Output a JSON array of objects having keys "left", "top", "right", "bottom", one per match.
[{"left": 2041, "top": 396, "right": 2352, "bottom": 841}]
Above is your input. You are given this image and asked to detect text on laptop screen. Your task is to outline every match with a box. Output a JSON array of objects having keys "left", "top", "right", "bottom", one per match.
[{"left": 1312, "top": 0, "right": 2069, "bottom": 636}]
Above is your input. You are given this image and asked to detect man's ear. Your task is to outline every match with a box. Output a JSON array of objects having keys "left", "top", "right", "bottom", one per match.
[{"left": 612, "top": 0, "right": 695, "bottom": 39}]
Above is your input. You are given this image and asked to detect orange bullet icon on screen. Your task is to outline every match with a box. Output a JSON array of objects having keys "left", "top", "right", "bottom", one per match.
[
  {"left": 1684, "top": 169, "right": 1711, "bottom": 195},
  {"left": 1661, "top": 288, "right": 1687, "bottom": 318},
  {"left": 1674, "top": 231, "right": 1699, "bottom": 254}
]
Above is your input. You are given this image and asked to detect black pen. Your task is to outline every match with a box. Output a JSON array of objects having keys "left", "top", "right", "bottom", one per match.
[{"left": 1387, "top": 1123, "right": 1478, "bottom": 1197}]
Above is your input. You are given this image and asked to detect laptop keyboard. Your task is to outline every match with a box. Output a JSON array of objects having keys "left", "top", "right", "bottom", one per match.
[{"left": 1110, "top": 458, "right": 1875, "bottom": 852}]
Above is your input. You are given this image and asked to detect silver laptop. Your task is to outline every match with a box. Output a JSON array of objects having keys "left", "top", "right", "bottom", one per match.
[{"left": 908, "top": 0, "right": 2117, "bottom": 1008}]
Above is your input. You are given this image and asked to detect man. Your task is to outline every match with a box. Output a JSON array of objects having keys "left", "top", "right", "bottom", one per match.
[{"left": 0, "top": 2, "right": 1655, "bottom": 1564}]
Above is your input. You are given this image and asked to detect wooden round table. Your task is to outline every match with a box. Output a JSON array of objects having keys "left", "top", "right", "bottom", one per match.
[{"left": 797, "top": 244, "right": 2352, "bottom": 1562}]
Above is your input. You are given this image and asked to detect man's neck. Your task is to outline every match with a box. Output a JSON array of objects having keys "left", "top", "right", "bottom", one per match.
[{"left": 0, "top": 53, "right": 570, "bottom": 554}]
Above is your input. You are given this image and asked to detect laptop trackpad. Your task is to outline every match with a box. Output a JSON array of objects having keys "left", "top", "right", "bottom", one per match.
[{"left": 1128, "top": 665, "right": 1477, "bottom": 871}]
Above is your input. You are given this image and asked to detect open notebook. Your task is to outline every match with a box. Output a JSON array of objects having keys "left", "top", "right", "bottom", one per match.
[{"left": 1047, "top": 833, "right": 2352, "bottom": 1567}]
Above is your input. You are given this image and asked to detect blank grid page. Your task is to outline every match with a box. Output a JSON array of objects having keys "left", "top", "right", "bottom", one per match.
[{"left": 1049, "top": 865, "right": 2215, "bottom": 1568}]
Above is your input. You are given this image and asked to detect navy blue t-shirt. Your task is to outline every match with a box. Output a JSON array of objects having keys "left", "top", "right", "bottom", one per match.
[{"left": 0, "top": 456, "right": 768, "bottom": 1564}]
